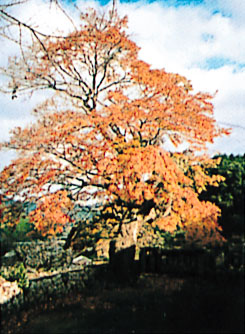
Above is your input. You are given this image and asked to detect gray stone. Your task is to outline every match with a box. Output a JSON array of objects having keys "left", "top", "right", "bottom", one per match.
[
  {"left": 72, "top": 255, "right": 92, "bottom": 266},
  {"left": 1, "top": 250, "right": 18, "bottom": 266}
]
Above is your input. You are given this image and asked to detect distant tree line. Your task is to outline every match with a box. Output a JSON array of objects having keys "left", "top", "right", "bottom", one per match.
[{"left": 200, "top": 154, "right": 244, "bottom": 239}]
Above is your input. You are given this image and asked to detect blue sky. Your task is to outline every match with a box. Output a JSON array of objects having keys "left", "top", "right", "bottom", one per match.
[
  {"left": 0, "top": 0, "right": 244, "bottom": 170},
  {"left": 67, "top": 0, "right": 241, "bottom": 16},
  {"left": 95, "top": 0, "right": 205, "bottom": 5},
  {"left": 71, "top": 0, "right": 205, "bottom": 6}
]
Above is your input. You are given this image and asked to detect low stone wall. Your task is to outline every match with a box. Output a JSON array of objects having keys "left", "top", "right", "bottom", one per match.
[{"left": 1, "top": 265, "right": 96, "bottom": 318}]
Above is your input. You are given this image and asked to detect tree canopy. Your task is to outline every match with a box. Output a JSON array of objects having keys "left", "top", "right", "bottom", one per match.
[
  {"left": 0, "top": 5, "right": 230, "bottom": 248},
  {"left": 200, "top": 154, "right": 244, "bottom": 238}
]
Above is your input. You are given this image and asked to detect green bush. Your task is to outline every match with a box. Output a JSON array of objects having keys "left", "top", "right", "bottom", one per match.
[
  {"left": 1, "top": 262, "right": 29, "bottom": 289},
  {"left": 161, "top": 229, "right": 186, "bottom": 248},
  {"left": 1, "top": 217, "right": 43, "bottom": 255},
  {"left": 200, "top": 154, "right": 245, "bottom": 238}
]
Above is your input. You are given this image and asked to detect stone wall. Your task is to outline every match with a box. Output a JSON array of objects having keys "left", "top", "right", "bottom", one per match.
[{"left": 1, "top": 265, "right": 96, "bottom": 318}]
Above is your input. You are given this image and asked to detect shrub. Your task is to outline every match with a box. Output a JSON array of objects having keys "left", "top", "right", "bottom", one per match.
[{"left": 1, "top": 262, "right": 29, "bottom": 289}]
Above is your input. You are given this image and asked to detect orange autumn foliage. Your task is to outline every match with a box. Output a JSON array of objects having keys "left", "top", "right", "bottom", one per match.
[{"left": 0, "top": 8, "right": 230, "bottom": 244}]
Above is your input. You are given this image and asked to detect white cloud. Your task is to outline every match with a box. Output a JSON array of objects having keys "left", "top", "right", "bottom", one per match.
[
  {"left": 182, "top": 66, "right": 245, "bottom": 118},
  {"left": 183, "top": 66, "right": 245, "bottom": 155},
  {"left": 119, "top": 2, "right": 245, "bottom": 70},
  {"left": 0, "top": 0, "right": 244, "bottom": 171},
  {"left": 0, "top": 150, "right": 17, "bottom": 172},
  {"left": 204, "top": 0, "right": 245, "bottom": 27}
]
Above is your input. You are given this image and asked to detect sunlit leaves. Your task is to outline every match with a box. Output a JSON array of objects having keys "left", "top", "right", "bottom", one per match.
[{"left": 29, "top": 190, "right": 73, "bottom": 237}]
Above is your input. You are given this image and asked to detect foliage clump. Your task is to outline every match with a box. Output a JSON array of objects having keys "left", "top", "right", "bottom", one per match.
[
  {"left": 200, "top": 154, "right": 245, "bottom": 238},
  {"left": 1, "top": 263, "right": 29, "bottom": 289}
]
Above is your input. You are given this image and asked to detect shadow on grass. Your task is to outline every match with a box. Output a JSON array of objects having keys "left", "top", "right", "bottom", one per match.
[{"left": 19, "top": 273, "right": 244, "bottom": 334}]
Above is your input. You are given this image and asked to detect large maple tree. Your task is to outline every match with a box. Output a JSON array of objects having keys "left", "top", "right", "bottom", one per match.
[{"left": 0, "top": 6, "right": 230, "bottom": 248}]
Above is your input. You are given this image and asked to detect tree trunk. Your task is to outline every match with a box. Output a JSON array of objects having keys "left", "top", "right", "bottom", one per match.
[{"left": 109, "top": 219, "right": 142, "bottom": 283}]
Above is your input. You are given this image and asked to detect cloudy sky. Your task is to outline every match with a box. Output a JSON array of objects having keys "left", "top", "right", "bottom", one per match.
[{"left": 0, "top": 0, "right": 244, "bottom": 171}]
